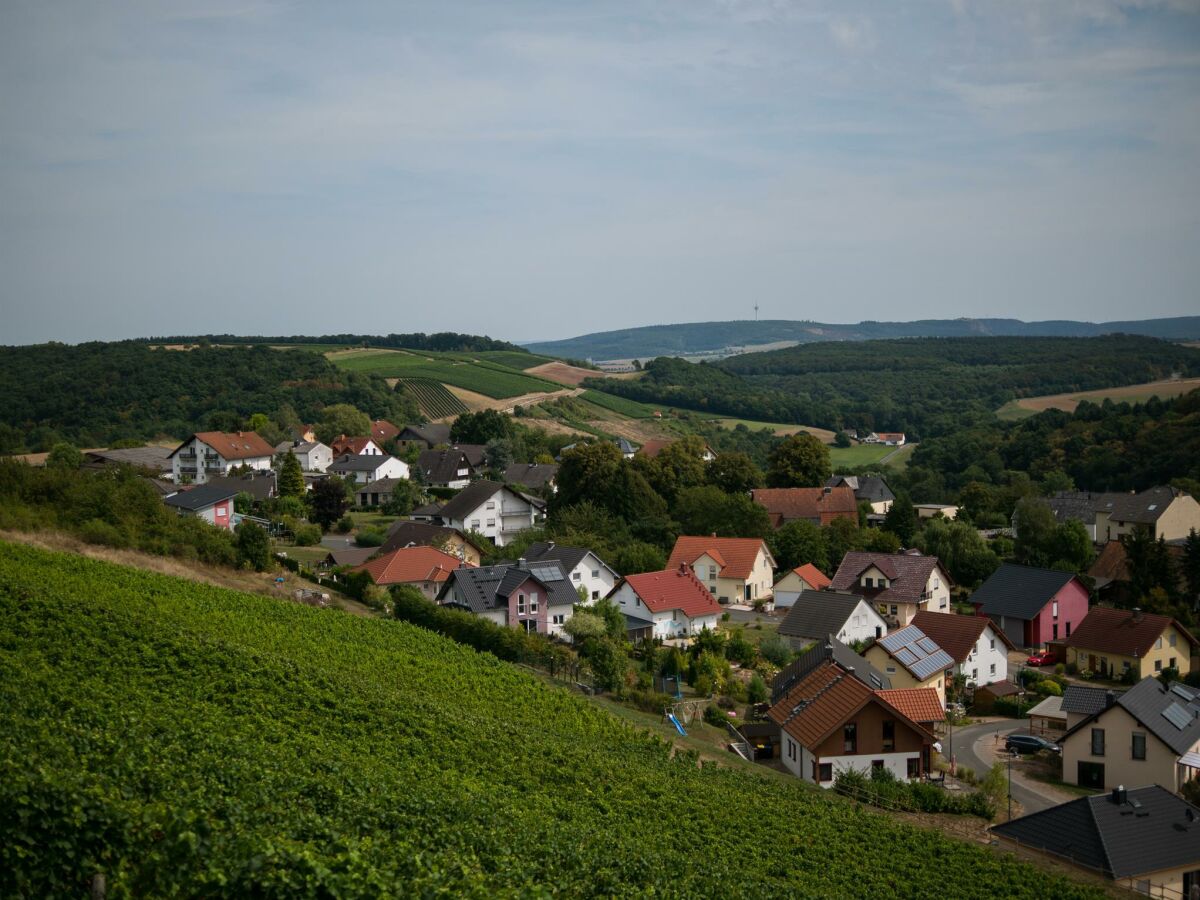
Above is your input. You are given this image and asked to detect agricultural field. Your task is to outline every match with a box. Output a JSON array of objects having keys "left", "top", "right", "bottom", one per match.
[
  {"left": 527, "top": 361, "right": 607, "bottom": 386},
  {"left": 579, "top": 389, "right": 662, "bottom": 418},
  {"left": 0, "top": 542, "right": 1099, "bottom": 898},
  {"left": 468, "top": 350, "right": 557, "bottom": 370},
  {"left": 398, "top": 378, "right": 469, "bottom": 419},
  {"left": 996, "top": 377, "right": 1200, "bottom": 420},
  {"left": 329, "top": 348, "right": 560, "bottom": 399},
  {"left": 828, "top": 442, "right": 907, "bottom": 469},
  {"left": 709, "top": 417, "right": 836, "bottom": 441}
]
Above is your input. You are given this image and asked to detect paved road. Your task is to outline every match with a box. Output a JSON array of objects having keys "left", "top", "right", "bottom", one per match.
[{"left": 949, "top": 720, "right": 1061, "bottom": 816}]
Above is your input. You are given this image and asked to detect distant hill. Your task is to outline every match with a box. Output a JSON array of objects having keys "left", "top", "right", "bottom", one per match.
[{"left": 525, "top": 316, "right": 1200, "bottom": 361}]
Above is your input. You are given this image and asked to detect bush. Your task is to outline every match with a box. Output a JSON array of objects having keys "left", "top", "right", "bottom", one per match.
[
  {"left": 362, "top": 583, "right": 393, "bottom": 615},
  {"left": 336, "top": 515, "right": 355, "bottom": 534},
  {"left": 759, "top": 635, "right": 793, "bottom": 668},
  {"left": 1054, "top": 663, "right": 1065, "bottom": 675},
  {"left": 621, "top": 689, "right": 673, "bottom": 715},
  {"left": 1065, "top": 661, "right": 1078, "bottom": 676},
  {"left": 747, "top": 673, "right": 768, "bottom": 705},
  {"left": 293, "top": 523, "right": 322, "bottom": 546},
  {"left": 355, "top": 526, "right": 386, "bottom": 547},
  {"left": 991, "top": 696, "right": 1029, "bottom": 718},
  {"left": 833, "top": 768, "right": 994, "bottom": 818},
  {"left": 703, "top": 703, "right": 728, "bottom": 727},
  {"left": 78, "top": 518, "right": 129, "bottom": 549}
]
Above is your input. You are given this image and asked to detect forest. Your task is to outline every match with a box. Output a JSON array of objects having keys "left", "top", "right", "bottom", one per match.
[
  {"left": 152, "top": 331, "right": 526, "bottom": 352},
  {"left": 0, "top": 342, "right": 419, "bottom": 453}
]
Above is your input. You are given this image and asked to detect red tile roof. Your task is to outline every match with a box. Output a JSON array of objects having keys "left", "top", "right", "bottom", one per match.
[
  {"left": 876, "top": 688, "right": 944, "bottom": 724},
  {"left": 829, "top": 551, "right": 950, "bottom": 607},
  {"left": 173, "top": 431, "right": 276, "bottom": 461},
  {"left": 354, "top": 546, "right": 471, "bottom": 586},
  {"left": 789, "top": 563, "right": 831, "bottom": 591},
  {"left": 750, "top": 487, "right": 858, "bottom": 527},
  {"left": 667, "top": 536, "right": 772, "bottom": 581},
  {"left": 1088, "top": 540, "right": 1131, "bottom": 584},
  {"left": 1064, "top": 607, "right": 1198, "bottom": 658},
  {"left": 371, "top": 419, "right": 400, "bottom": 443},
  {"left": 636, "top": 439, "right": 672, "bottom": 458},
  {"left": 621, "top": 567, "right": 722, "bottom": 618},
  {"left": 331, "top": 435, "right": 378, "bottom": 455},
  {"left": 911, "top": 610, "right": 1015, "bottom": 662}
]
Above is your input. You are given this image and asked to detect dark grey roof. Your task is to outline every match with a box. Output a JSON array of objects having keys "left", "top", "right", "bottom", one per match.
[
  {"left": 502, "top": 462, "right": 559, "bottom": 489},
  {"left": 438, "top": 480, "right": 511, "bottom": 522},
  {"left": 827, "top": 475, "right": 894, "bottom": 505},
  {"left": 410, "top": 502, "right": 444, "bottom": 517},
  {"left": 454, "top": 444, "right": 488, "bottom": 467},
  {"left": 416, "top": 448, "right": 473, "bottom": 485},
  {"left": 398, "top": 423, "right": 451, "bottom": 446},
  {"left": 207, "top": 470, "right": 277, "bottom": 501},
  {"left": 1061, "top": 685, "right": 1123, "bottom": 717},
  {"left": 85, "top": 446, "right": 173, "bottom": 469},
  {"left": 1115, "top": 679, "right": 1200, "bottom": 756},
  {"left": 275, "top": 439, "right": 326, "bottom": 455},
  {"left": 992, "top": 786, "right": 1200, "bottom": 879},
  {"left": 771, "top": 635, "right": 891, "bottom": 703},
  {"left": 777, "top": 591, "right": 872, "bottom": 643},
  {"left": 1102, "top": 486, "right": 1187, "bottom": 525},
  {"left": 381, "top": 521, "right": 481, "bottom": 556},
  {"left": 1042, "top": 491, "right": 1103, "bottom": 526},
  {"left": 522, "top": 541, "right": 596, "bottom": 575},
  {"left": 615, "top": 438, "right": 636, "bottom": 454},
  {"left": 971, "top": 563, "right": 1078, "bottom": 620},
  {"left": 624, "top": 612, "right": 655, "bottom": 630},
  {"left": 330, "top": 453, "right": 396, "bottom": 473},
  {"left": 163, "top": 483, "right": 240, "bottom": 511},
  {"left": 438, "top": 560, "right": 578, "bottom": 614},
  {"left": 438, "top": 565, "right": 509, "bottom": 614},
  {"left": 324, "top": 547, "right": 377, "bottom": 567},
  {"left": 354, "top": 477, "right": 407, "bottom": 496}
]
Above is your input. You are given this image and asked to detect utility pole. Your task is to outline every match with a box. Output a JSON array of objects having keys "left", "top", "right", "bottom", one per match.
[{"left": 754, "top": 303, "right": 759, "bottom": 321}]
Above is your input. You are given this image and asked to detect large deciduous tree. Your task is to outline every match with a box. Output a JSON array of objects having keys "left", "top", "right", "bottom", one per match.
[
  {"left": 706, "top": 451, "right": 764, "bottom": 495},
  {"left": 765, "top": 434, "right": 831, "bottom": 488},
  {"left": 316, "top": 404, "right": 371, "bottom": 445}
]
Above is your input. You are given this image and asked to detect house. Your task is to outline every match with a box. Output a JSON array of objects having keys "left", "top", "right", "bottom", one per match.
[
  {"left": 436, "top": 559, "right": 581, "bottom": 639},
  {"left": 354, "top": 477, "right": 411, "bottom": 509},
  {"left": 521, "top": 541, "right": 618, "bottom": 603},
  {"left": 416, "top": 447, "right": 476, "bottom": 489},
  {"left": 777, "top": 591, "right": 887, "bottom": 650},
  {"left": 409, "top": 502, "right": 444, "bottom": 524},
  {"left": 828, "top": 551, "right": 953, "bottom": 626},
  {"left": 380, "top": 521, "right": 485, "bottom": 565},
  {"left": 274, "top": 440, "right": 333, "bottom": 473},
  {"left": 329, "top": 453, "right": 410, "bottom": 485},
  {"left": 329, "top": 435, "right": 385, "bottom": 457},
  {"left": 863, "top": 432, "right": 906, "bottom": 446},
  {"left": 370, "top": 419, "right": 400, "bottom": 446},
  {"left": 910, "top": 610, "right": 1014, "bottom": 688},
  {"left": 353, "top": 545, "right": 469, "bottom": 600},
  {"left": 162, "top": 483, "right": 240, "bottom": 529},
  {"left": 970, "top": 563, "right": 1089, "bottom": 650},
  {"left": 396, "top": 423, "right": 452, "bottom": 449},
  {"left": 323, "top": 547, "right": 377, "bottom": 569},
  {"left": 862, "top": 623, "right": 956, "bottom": 707},
  {"left": 1061, "top": 684, "right": 1124, "bottom": 729},
  {"left": 608, "top": 565, "right": 722, "bottom": 639},
  {"left": 1095, "top": 486, "right": 1200, "bottom": 544},
  {"left": 1038, "top": 491, "right": 1108, "bottom": 542},
  {"left": 750, "top": 486, "right": 858, "bottom": 529},
  {"left": 169, "top": 431, "right": 275, "bottom": 485},
  {"left": 992, "top": 786, "right": 1200, "bottom": 897},
  {"left": 772, "top": 563, "right": 832, "bottom": 609},
  {"left": 1064, "top": 607, "right": 1197, "bottom": 680},
  {"left": 972, "top": 679, "right": 1020, "bottom": 714},
  {"left": 769, "top": 665, "right": 935, "bottom": 786},
  {"left": 83, "top": 446, "right": 173, "bottom": 478},
  {"left": 615, "top": 437, "right": 637, "bottom": 459},
  {"left": 435, "top": 480, "right": 539, "bottom": 547},
  {"left": 502, "top": 463, "right": 558, "bottom": 494},
  {"left": 666, "top": 535, "right": 776, "bottom": 605},
  {"left": 1060, "top": 677, "right": 1200, "bottom": 791},
  {"left": 207, "top": 470, "right": 277, "bottom": 503},
  {"left": 874, "top": 688, "right": 947, "bottom": 729},
  {"left": 1088, "top": 540, "right": 1132, "bottom": 602},
  {"left": 826, "top": 475, "right": 895, "bottom": 514},
  {"left": 914, "top": 503, "right": 958, "bottom": 520},
  {"left": 1026, "top": 696, "right": 1067, "bottom": 737},
  {"left": 637, "top": 439, "right": 715, "bottom": 462},
  {"left": 771, "top": 636, "right": 892, "bottom": 704}
]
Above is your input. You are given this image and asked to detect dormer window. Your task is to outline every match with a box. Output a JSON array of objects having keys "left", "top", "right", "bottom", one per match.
[{"left": 863, "top": 577, "right": 874, "bottom": 588}]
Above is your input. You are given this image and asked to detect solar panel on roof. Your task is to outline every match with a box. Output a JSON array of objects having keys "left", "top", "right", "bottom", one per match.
[
  {"left": 1163, "top": 703, "right": 1192, "bottom": 730},
  {"left": 916, "top": 637, "right": 940, "bottom": 654},
  {"left": 1172, "top": 684, "right": 1195, "bottom": 702},
  {"left": 896, "top": 648, "right": 918, "bottom": 666}
]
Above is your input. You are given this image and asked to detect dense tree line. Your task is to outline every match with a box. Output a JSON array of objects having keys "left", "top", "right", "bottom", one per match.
[
  {"left": 0, "top": 342, "right": 420, "bottom": 452},
  {"left": 149, "top": 332, "right": 525, "bottom": 353}
]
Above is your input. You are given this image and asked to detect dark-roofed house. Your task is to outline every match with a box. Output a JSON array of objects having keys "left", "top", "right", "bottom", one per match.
[
  {"left": 608, "top": 566, "right": 722, "bottom": 639},
  {"left": 323, "top": 547, "right": 378, "bottom": 569},
  {"left": 750, "top": 486, "right": 858, "bottom": 529},
  {"left": 1034, "top": 490, "right": 1109, "bottom": 542},
  {"left": 273, "top": 439, "right": 333, "bottom": 473},
  {"left": 169, "top": 431, "right": 275, "bottom": 485},
  {"left": 436, "top": 559, "right": 581, "bottom": 639},
  {"left": 1095, "top": 486, "right": 1200, "bottom": 544},
  {"left": 911, "top": 610, "right": 1014, "bottom": 687},
  {"left": 354, "top": 477, "right": 410, "bottom": 509},
  {"left": 84, "top": 446, "right": 173, "bottom": 477},
  {"left": 1061, "top": 677, "right": 1200, "bottom": 792},
  {"left": 970, "top": 563, "right": 1089, "bottom": 650},
  {"left": 826, "top": 475, "right": 895, "bottom": 514},
  {"left": 416, "top": 447, "right": 475, "bottom": 489},
  {"left": 1065, "top": 606, "right": 1197, "bottom": 681},
  {"left": 992, "top": 786, "right": 1200, "bottom": 896},
  {"left": 521, "top": 541, "right": 618, "bottom": 602},
  {"left": 207, "top": 470, "right": 277, "bottom": 503},
  {"left": 828, "top": 551, "right": 952, "bottom": 626},
  {"left": 1062, "top": 685, "right": 1124, "bottom": 729},
  {"left": 329, "top": 453, "right": 409, "bottom": 485},
  {"left": 768, "top": 664, "right": 935, "bottom": 787},
  {"left": 396, "top": 423, "right": 452, "bottom": 449},
  {"left": 163, "top": 483, "right": 240, "bottom": 529},
  {"left": 381, "top": 521, "right": 485, "bottom": 566},
  {"left": 436, "top": 480, "right": 539, "bottom": 547},
  {"left": 502, "top": 462, "right": 558, "bottom": 493},
  {"left": 771, "top": 636, "right": 891, "bottom": 704},
  {"left": 863, "top": 623, "right": 955, "bottom": 707},
  {"left": 777, "top": 591, "right": 886, "bottom": 650}
]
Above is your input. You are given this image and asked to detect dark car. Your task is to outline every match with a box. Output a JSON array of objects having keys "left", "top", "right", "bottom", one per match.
[{"left": 1005, "top": 734, "right": 1060, "bottom": 754}]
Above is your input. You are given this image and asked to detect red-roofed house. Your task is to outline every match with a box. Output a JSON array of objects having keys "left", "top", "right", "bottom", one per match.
[
  {"left": 370, "top": 419, "right": 400, "bottom": 445},
  {"left": 667, "top": 535, "right": 776, "bottom": 605},
  {"left": 330, "top": 435, "right": 385, "bottom": 457},
  {"left": 911, "top": 610, "right": 1014, "bottom": 687},
  {"left": 353, "top": 546, "right": 471, "bottom": 600},
  {"left": 636, "top": 439, "right": 716, "bottom": 462},
  {"left": 829, "top": 551, "right": 952, "bottom": 626},
  {"left": 609, "top": 565, "right": 722, "bottom": 638},
  {"left": 875, "top": 688, "right": 945, "bottom": 726},
  {"left": 768, "top": 666, "right": 934, "bottom": 786},
  {"left": 750, "top": 486, "right": 858, "bottom": 529},
  {"left": 169, "top": 431, "right": 276, "bottom": 485},
  {"left": 1064, "top": 607, "right": 1197, "bottom": 680},
  {"left": 773, "top": 563, "right": 833, "bottom": 609}
]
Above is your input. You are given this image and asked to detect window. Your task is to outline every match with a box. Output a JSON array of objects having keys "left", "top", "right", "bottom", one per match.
[
  {"left": 216, "top": 507, "right": 227, "bottom": 517},
  {"left": 708, "top": 565, "right": 716, "bottom": 580},
  {"left": 530, "top": 592, "right": 538, "bottom": 614},
  {"left": 882, "top": 720, "right": 895, "bottom": 752},
  {"left": 886, "top": 666, "right": 896, "bottom": 675},
  {"left": 1171, "top": 657, "right": 1177, "bottom": 669},
  {"left": 1135, "top": 881, "right": 1150, "bottom": 895},
  {"left": 591, "top": 569, "right": 599, "bottom": 578},
  {"left": 1156, "top": 636, "right": 1164, "bottom": 650},
  {"left": 871, "top": 759, "right": 885, "bottom": 771},
  {"left": 1170, "top": 633, "right": 1178, "bottom": 648},
  {"left": 818, "top": 762, "right": 833, "bottom": 783},
  {"left": 1155, "top": 659, "right": 1163, "bottom": 673},
  {"left": 989, "top": 638, "right": 995, "bottom": 650},
  {"left": 989, "top": 663, "right": 996, "bottom": 675},
  {"left": 471, "top": 519, "right": 480, "bottom": 530},
  {"left": 486, "top": 501, "right": 495, "bottom": 510},
  {"left": 788, "top": 739, "right": 796, "bottom": 761},
  {"left": 517, "top": 594, "right": 526, "bottom": 615},
  {"left": 972, "top": 668, "right": 978, "bottom": 681},
  {"left": 592, "top": 590, "right": 599, "bottom": 600},
  {"left": 522, "top": 620, "right": 537, "bottom": 634},
  {"left": 1132, "top": 732, "right": 1146, "bottom": 760},
  {"left": 572, "top": 572, "right": 581, "bottom": 581},
  {"left": 863, "top": 577, "right": 874, "bottom": 588},
  {"left": 1052, "top": 600, "right": 1059, "bottom": 618},
  {"left": 486, "top": 519, "right": 495, "bottom": 528},
  {"left": 552, "top": 614, "right": 565, "bottom": 625},
  {"left": 843, "top": 723, "right": 857, "bottom": 753},
  {"left": 1091, "top": 728, "right": 1105, "bottom": 756},
  {"left": 1052, "top": 624, "right": 1058, "bottom": 640},
  {"left": 890, "top": 605, "right": 898, "bottom": 616},
  {"left": 906, "top": 757, "right": 920, "bottom": 779},
  {"left": 1066, "top": 621, "right": 1071, "bottom": 637}
]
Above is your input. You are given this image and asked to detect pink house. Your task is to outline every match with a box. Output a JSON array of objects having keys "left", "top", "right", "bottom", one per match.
[
  {"left": 163, "top": 484, "right": 240, "bottom": 530},
  {"left": 505, "top": 573, "right": 550, "bottom": 634},
  {"left": 971, "top": 563, "right": 1089, "bottom": 650}
]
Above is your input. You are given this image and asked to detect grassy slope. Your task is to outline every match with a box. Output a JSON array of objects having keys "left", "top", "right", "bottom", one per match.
[{"left": 0, "top": 542, "right": 1100, "bottom": 898}]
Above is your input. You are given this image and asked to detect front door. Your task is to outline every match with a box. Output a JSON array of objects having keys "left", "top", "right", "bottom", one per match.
[
  {"left": 745, "top": 585, "right": 751, "bottom": 602},
  {"left": 1089, "top": 654, "right": 1096, "bottom": 672},
  {"left": 1077, "top": 761, "right": 1105, "bottom": 789}
]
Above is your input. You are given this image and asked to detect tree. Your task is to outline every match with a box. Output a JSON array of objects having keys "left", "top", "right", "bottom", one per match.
[
  {"left": 46, "top": 442, "right": 82, "bottom": 469},
  {"left": 234, "top": 521, "right": 272, "bottom": 572},
  {"left": 706, "top": 452, "right": 764, "bottom": 495},
  {"left": 563, "top": 611, "right": 606, "bottom": 642},
  {"left": 824, "top": 517, "right": 863, "bottom": 572},
  {"left": 1048, "top": 519, "right": 1094, "bottom": 573},
  {"left": 833, "top": 431, "right": 852, "bottom": 449},
  {"left": 674, "top": 485, "right": 771, "bottom": 539},
  {"left": 381, "top": 478, "right": 423, "bottom": 517},
  {"left": 310, "top": 477, "right": 350, "bottom": 531},
  {"left": 484, "top": 438, "right": 514, "bottom": 474},
  {"left": 582, "top": 637, "right": 627, "bottom": 692},
  {"left": 647, "top": 436, "right": 709, "bottom": 503},
  {"left": 612, "top": 541, "right": 667, "bottom": 575},
  {"left": 1012, "top": 497, "right": 1058, "bottom": 567},
  {"left": 918, "top": 518, "right": 1000, "bottom": 588},
  {"left": 766, "top": 434, "right": 831, "bottom": 488},
  {"left": 1183, "top": 530, "right": 1200, "bottom": 604},
  {"left": 759, "top": 634, "right": 793, "bottom": 667},
  {"left": 768, "top": 519, "right": 829, "bottom": 572},
  {"left": 451, "top": 409, "right": 512, "bottom": 445},
  {"left": 747, "top": 673, "right": 768, "bottom": 704},
  {"left": 883, "top": 491, "right": 919, "bottom": 546},
  {"left": 316, "top": 404, "right": 370, "bottom": 445},
  {"left": 278, "top": 451, "right": 305, "bottom": 498}
]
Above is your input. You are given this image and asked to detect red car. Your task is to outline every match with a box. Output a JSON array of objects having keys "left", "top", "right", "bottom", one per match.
[{"left": 1026, "top": 650, "right": 1057, "bottom": 667}]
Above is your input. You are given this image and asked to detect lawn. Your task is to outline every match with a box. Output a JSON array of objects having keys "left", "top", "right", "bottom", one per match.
[
  {"left": 829, "top": 443, "right": 896, "bottom": 468},
  {"left": 273, "top": 544, "right": 330, "bottom": 565}
]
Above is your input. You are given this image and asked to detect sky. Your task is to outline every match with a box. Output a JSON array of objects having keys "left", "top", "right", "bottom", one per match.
[{"left": 2, "top": 1, "right": 1199, "bottom": 345}]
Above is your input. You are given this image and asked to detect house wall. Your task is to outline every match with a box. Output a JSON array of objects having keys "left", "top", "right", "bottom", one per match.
[
  {"left": 1156, "top": 495, "right": 1200, "bottom": 542},
  {"left": 172, "top": 436, "right": 271, "bottom": 485},
  {"left": 192, "top": 498, "right": 234, "bottom": 529},
  {"left": 546, "top": 602, "right": 575, "bottom": 640},
  {"left": 1116, "top": 863, "right": 1200, "bottom": 899},
  {"left": 505, "top": 576, "right": 550, "bottom": 635},
  {"left": 1031, "top": 581, "right": 1089, "bottom": 647},
  {"left": 926, "top": 570, "right": 951, "bottom": 612},
  {"left": 863, "top": 645, "right": 946, "bottom": 705},
  {"left": 985, "top": 612, "right": 1028, "bottom": 650},
  {"left": 1067, "top": 623, "right": 1192, "bottom": 679},
  {"left": 772, "top": 571, "right": 820, "bottom": 609},
  {"left": 1062, "top": 703, "right": 1199, "bottom": 792},
  {"left": 957, "top": 626, "right": 1009, "bottom": 686},
  {"left": 443, "top": 536, "right": 482, "bottom": 567},
  {"left": 566, "top": 555, "right": 618, "bottom": 603},
  {"left": 300, "top": 445, "right": 333, "bottom": 473}
]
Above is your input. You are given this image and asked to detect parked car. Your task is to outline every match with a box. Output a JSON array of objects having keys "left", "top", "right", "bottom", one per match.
[
  {"left": 1006, "top": 734, "right": 1060, "bottom": 754},
  {"left": 1026, "top": 650, "right": 1057, "bottom": 667}
]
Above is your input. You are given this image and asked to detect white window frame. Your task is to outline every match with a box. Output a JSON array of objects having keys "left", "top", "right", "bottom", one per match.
[{"left": 517, "top": 594, "right": 526, "bottom": 615}]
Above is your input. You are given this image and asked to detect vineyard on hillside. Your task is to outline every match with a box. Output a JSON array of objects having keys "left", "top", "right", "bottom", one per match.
[
  {"left": 0, "top": 542, "right": 1101, "bottom": 898},
  {"left": 332, "top": 349, "right": 560, "bottom": 399},
  {"left": 398, "top": 378, "right": 469, "bottom": 419},
  {"left": 581, "top": 389, "right": 660, "bottom": 418}
]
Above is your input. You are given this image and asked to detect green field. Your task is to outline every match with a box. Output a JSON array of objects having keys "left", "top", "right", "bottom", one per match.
[
  {"left": 331, "top": 349, "right": 560, "bottom": 399},
  {"left": 398, "top": 378, "right": 469, "bottom": 418},
  {"left": 829, "top": 442, "right": 912, "bottom": 469},
  {"left": 468, "top": 350, "right": 557, "bottom": 370},
  {"left": 580, "top": 389, "right": 660, "bottom": 418},
  {"left": 0, "top": 541, "right": 1098, "bottom": 897}
]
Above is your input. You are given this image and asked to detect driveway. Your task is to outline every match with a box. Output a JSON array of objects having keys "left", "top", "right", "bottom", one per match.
[
  {"left": 948, "top": 720, "right": 1073, "bottom": 817},
  {"left": 320, "top": 534, "right": 356, "bottom": 550}
]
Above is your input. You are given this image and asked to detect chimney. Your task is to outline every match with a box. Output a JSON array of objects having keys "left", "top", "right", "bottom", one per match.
[
  {"left": 679, "top": 563, "right": 689, "bottom": 575},
  {"left": 518, "top": 557, "right": 527, "bottom": 568},
  {"left": 1111, "top": 785, "right": 1127, "bottom": 805},
  {"left": 1105, "top": 690, "right": 1116, "bottom": 709},
  {"left": 1132, "top": 607, "right": 1143, "bottom": 623},
  {"left": 711, "top": 532, "right": 718, "bottom": 538}
]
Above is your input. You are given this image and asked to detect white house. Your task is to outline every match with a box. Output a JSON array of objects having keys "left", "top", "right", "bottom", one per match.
[
  {"left": 521, "top": 541, "right": 619, "bottom": 603},
  {"left": 777, "top": 591, "right": 888, "bottom": 650},
  {"left": 169, "top": 431, "right": 275, "bottom": 485},
  {"left": 434, "top": 480, "right": 538, "bottom": 547},
  {"left": 773, "top": 564, "right": 833, "bottom": 609},
  {"left": 328, "top": 453, "right": 410, "bottom": 485},
  {"left": 910, "top": 610, "right": 1013, "bottom": 688},
  {"left": 275, "top": 440, "right": 333, "bottom": 473},
  {"left": 608, "top": 565, "right": 722, "bottom": 639}
]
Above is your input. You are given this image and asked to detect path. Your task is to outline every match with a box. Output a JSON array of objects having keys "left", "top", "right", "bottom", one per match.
[
  {"left": 951, "top": 720, "right": 1076, "bottom": 816},
  {"left": 879, "top": 442, "right": 915, "bottom": 466}
]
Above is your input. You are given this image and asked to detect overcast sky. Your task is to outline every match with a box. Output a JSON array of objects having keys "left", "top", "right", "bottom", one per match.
[{"left": 2, "top": 1, "right": 1198, "bottom": 345}]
